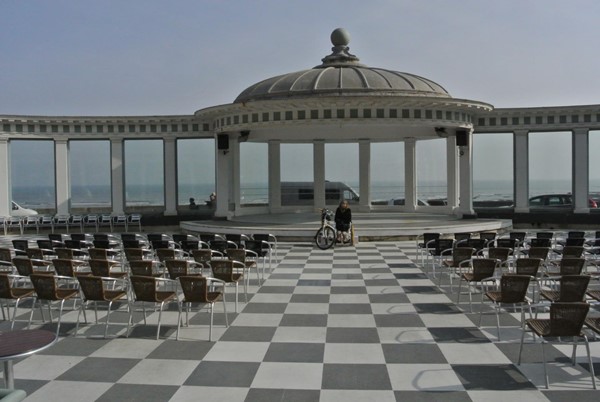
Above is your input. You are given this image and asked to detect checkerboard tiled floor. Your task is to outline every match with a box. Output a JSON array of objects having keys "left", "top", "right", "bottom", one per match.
[{"left": 1, "top": 237, "right": 599, "bottom": 401}]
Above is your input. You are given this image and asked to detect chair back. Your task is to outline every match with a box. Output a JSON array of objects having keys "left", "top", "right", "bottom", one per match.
[
  {"left": 558, "top": 275, "right": 590, "bottom": 302},
  {"left": 77, "top": 275, "right": 105, "bottom": 301},
  {"left": 25, "top": 248, "right": 45, "bottom": 260},
  {"left": 12, "top": 239, "right": 29, "bottom": 252},
  {"left": 209, "top": 260, "right": 236, "bottom": 282},
  {"left": 244, "top": 240, "right": 268, "bottom": 257},
  {"left": 37, "top": 240, "right": 57, "bottom": 250},
  {"left": 71, "top": 233, "right": 90, "bottom": 242},
  {"left": 89, "top": 259, "right": 115, "bottom": 277},
  {"left": 487, "top": 247, "right": 511, "bottom": 262},
  {"left": 152, "top": 240, "right": 172, "bottom": 250},
  {"left": 461, "top": 239, "right": 486, "bottom": 251},
  {"left": 559, "top": 258, "right": 585, "bottom": 275},
  {"left": 0, "top": 274, "right": 13, "bottom": 298},
  {"left": 451, "top": 247, "right": 474, "bottom": 266},
  {"left": 496, "top": 238, "right": 517, "bottom": 249},
  {"left": 129, "top": 260, "right": 155, "bottom": 276},
  {"left": 471, "top": 258, "right": 497, "bottom": 279},
  {"left": 180, "top": 240, "right": 200, "bottom": 253},
  {"left": 54, "top": 248, "right": 76, "bottom": 260},
  {"left": 123, "top": 240, "right": 143, "bottom": 249},
  {"left": 192, "top": 249, "right": 212, "bottom": 265},
  {"left": 567, "top": 231, "right": 586, "bottom": 239},
  {"left": 561, "top": 246, "right": 584, "bottom": 258},
  {"left": 479, "top": 232, "right": 496, "bottom": 242},
  {"left": 536, "top": 232, "right": 554, "bottom": 240},
  {"left": 156, "top": 248, "right": 177, "bottom": 262},
  {"left": 500, "top": 274, "right": 531, "bottom": 303},
  {"left": 179, "top": 276, "right": 209, "bottom": 303},
  {"left": 48, "top": 233, "right": 65, "bottom": 242},
  {"left": 454, "top": 232, "right": 471, "bottom": 242},
  {"left": 565, "top": 238, "right": 585, "bottom": 247},
  {"left": 65, "top": 239, "right": 85, "bottom": 250},
  {"left": 130, "top": 275, "right": 159, "bottom": 302},
  {"left": 226, "top": 249, "right": 247, "bottom": 263},
  {"left": 549, "top": 302, "right": 589, "bottom": 336},
  {"left": 52, "top": 259, "right": 76, "bottom": 277},
  {"left": 431, "top": 239, "right": 454, "bottom": 256},
  {"left": 210, "top": 239, "right": 236, "bottom": 253},
  {"left": 421, "top": 232, "right": 441, "bottom": 245},
  {"left": 88, "top": 248, "right": 110, "bottom": 260},
  {"left": 12, "top": 257, "right": 34, "bottom": 276},
  {"left": 515, "top": 258, "right": 542, "bottom": 277},
  {"left": 529, "top": 238, "right": 551, "bottom": 248},
  {"left": 29, "top": 274, "right": 57, "bottom": 300},
  {"left": 147, "top": 233, "right": 169, "bottom": 242},
  {"left": 124, "top": 248, "right": 145, "bottom": 262},
  {"left": 93, "top": 240, "right": 113, "bottom": 250},
  {"left": 165, "top": 259, "right": 190, "bottom": 280},
  {"left": 0, "top": 248, "right": 12, "bottom": 262},
  {"left": 527, "top": 247, "right": 550, "bottom": 260},
  {"left": 509, "top": 232, "right": 527, "bottom": 242}
]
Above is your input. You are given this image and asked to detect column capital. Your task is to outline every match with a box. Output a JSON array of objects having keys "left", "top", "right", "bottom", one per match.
[
  {"left": 513, "top": 129, "right": 529, "bottom": 137},
  {"left": 572, "top": 127, "right": 589, "bottom": 135}
]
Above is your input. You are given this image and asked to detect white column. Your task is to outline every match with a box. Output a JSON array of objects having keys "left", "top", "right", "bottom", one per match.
[
  {"left": 404, "top": 139, "right": 417, "bottom": 212},
  {"left": 313, "top": 140, "right": 325, "bottom": 209},
  {"left": 231, "top": 136, "right": 241, "bottom": 215},
  {"left": 163, "top": 137, "right": 177, "bottom": 216},
  {"left": 214, "top": 134, "right": 230, "bottom": 218},
  {"left": 514, "top": 130, "right": 529, "bottom": 212},
  {"left": 447, "top": 135, "right": 458, "bottom": 212},
  {"left": 268, "top": 140, "right": 281, "bottom": 212},
  {"left": 572, "top": 128, "right": 589, "bottom": 213},
  {"left": 55, "top": 138, "right": 70, "bottom": 216},
  {"left": 358, "top": 140, "right": 371, "bottom": 211},
  {"left": 457, "top": 130, "right": 475, "bottom": 217},
  {"left": 0, "top": 139, "right": 10, "bottom": 216},
  {"left": 110, "top": 138, "right": 125, "bottom": 215}
]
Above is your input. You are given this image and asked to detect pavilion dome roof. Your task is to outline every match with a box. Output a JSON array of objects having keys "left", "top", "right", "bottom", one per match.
[{"left": 234, "top": 28, "right": 451, "bottom": 103}]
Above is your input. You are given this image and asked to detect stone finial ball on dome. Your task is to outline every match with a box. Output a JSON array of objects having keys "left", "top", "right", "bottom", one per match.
[{"left": 330, "top": 28, "right": 350, "bottom": 47}]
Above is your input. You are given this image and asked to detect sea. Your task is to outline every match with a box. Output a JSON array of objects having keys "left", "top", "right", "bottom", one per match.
[{"left": 12, "top": 179, "right": 600, "bottom": 209}]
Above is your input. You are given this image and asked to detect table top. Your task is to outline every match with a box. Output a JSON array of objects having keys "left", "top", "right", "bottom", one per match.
[{"left": 0, "top": 330, "right": 57, "bottom": 361}]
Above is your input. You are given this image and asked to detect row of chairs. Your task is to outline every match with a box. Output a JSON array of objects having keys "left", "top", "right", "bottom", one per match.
[{"left": 1, "top": 213, "right": 142, "bottom": 235}]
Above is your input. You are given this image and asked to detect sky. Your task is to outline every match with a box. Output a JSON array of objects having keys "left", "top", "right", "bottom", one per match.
[{"left": 2, "top": 0, "right": 600, "bottom": 191}]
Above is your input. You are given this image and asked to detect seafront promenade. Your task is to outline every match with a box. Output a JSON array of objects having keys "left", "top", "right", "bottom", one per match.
[{"left": 0, "top": 231, "right": 599, "bottom": 401}]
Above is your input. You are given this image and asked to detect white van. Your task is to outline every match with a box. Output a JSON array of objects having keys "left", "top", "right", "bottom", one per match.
[
  {"left": 281, "top": 181, "right": 360, "bottom": 206},
  {"left": 11, "top": 201, "right": 38, "bottom": 217}
]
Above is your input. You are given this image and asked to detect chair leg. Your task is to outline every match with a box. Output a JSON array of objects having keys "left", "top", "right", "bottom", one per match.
[
  {"left": 222, "top": 292, "right": 228, "bottom": 327},
  {"left": 27, "top": 297, "right": 38, "bottom": 329},
  {"left": 74, "top": 301, "right": 86, "bottom": 336},
  {"left": 104, "top": 301, "right": 113, "bottom": 339},
  {"left": 209, "top": 302, "right": 214, "bottom": 341},
  {"left": 518, "top": 326, "right": 527, "bottom": 365},
  {"left": 457, "top": 279, "right": 462, "bottom": 306},
  {"left": 10, "top": 297, "right": 22, "bottom": 330},
  {"left": 495, "top": 304, "right": 501, "bottom": 341},
  {"left": 542, "top": 342, "right": 549, "bottom": 389},
  {"left": 584, "top": 336, "right": 597, "bottom": 389},
  {"left": 156, "top": 301, "right": 165, "bottom": 340},
  {"left": 56, "top": 299, "right": 66, "bottom": 336},
  {"left": 176, "top": 302, "right": 182, "bottom": 341}
]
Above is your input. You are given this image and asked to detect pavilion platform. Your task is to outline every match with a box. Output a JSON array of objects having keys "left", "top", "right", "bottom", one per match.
[{"left": 180, "top": 211, "right": 513, "bottom": 239}]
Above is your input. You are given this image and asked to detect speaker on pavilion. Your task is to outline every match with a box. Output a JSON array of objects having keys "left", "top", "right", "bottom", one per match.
[
  {"left": 217, "top": 134, "right": 229, "bottom": 150},
  {"left": 456, "top": 129, "right": 469, "bottom": 147}
]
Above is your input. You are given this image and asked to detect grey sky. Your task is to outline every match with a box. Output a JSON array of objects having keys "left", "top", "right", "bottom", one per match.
[{"left": 2, "top": 0, "right": 600, "bottom": 187}]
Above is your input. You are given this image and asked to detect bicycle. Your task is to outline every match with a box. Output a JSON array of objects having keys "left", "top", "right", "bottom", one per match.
[{"left": 314, "top": 208, "right": 352, "bottom": 250}]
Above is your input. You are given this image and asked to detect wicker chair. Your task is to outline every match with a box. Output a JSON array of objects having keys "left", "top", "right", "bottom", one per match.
[
  {"left": 129, "top": 260, "right": 163, "bottom": 278},
  {"left": 177, "top": 275, "right": 229, "bottom": 341},
  {"left": 0, "top": 273, "right": 35, "bottom": 329},
  {"left": 164, "top": 259, "right": 203, "bottom": 281},
  {"left": 424, "top": 238, "right": 454, "bottom": 278},
  {"left": 52, "top": 258, "right": 90, "bottom": 277},
  {"left": 88, "top": 259, "right": 128, "bottom": 279},
  {"left": 54, "top": 247, "right": 88, "bottom": 260},
  {"left": 539, "top": 275, "right": 590, "bottom": 303},
  {"left": 191, "top": 248, "right": 219, "bottom": 268},
  {"left": 438, "top": 247, "right": 475, "bottom": 290},
  {"left": 124, "top": 247, "right": 152, "bottom": 262},
  {"left": 252, "top": 233, "right": 278, "bottom": 263},
  {"left": 28, "top": 273, "right": 81, "bottom": 336},
  {"left": 244, "top": 239, "right": 272, "bottom": 280},
  {"left": 87, "top": 247, "right": 120, "bottom": 261},
  {"left": 128, "top": 275, "right": 180, "bottom": 339},
  {"left": 479, "top": 274, "right": 532, "bottom": 341},
  {"left": 75, "top": 275, "right": 129, "bottom": 338},
  {"left": 514, "top": 257, "right": 543, "bottom": 301},
  {"left": 456, "top": 258, "right": 497, "bottom": 312},
  {"left": 12, "top": 257, "right": 52, "bottom": 276},
  {"left": 208, "top": 260, "right": 245, "bottom": 313},
  {"left": 415, "top": 234, "right": 441, "bottom": 265},
  {"left": 226, "top": 248, "right": 261, "bottom": 287},
  {"left": 0, "top": 248, "right": 15, "bottom": 273},
  {"left": 518, "top": 302, "right": 596, "bottom": 389},
  {"left": 155, "top": 248, "right": 186, "bottom": 264}
]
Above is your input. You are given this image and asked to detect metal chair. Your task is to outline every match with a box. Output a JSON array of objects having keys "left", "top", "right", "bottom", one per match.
[{"left": 518, "top": 302, "right": 596, "bottom": 389}]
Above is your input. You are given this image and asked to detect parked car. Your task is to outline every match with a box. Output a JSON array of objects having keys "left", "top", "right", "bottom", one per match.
[
  {"left": 528, "top": 194, "right": 597, "bottom": 208},
  {"left": 11, "top": 201, "right": 38, "bottom": 216}
]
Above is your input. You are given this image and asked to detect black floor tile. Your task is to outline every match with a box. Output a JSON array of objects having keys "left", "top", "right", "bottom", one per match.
[
  {"left": 322, "top": 363, "right": 391, "bottom": 390},
  {"left": 263, "top": 342, "right": 325, "bottom": 363},
  {"left": 452, "top": 364, "right": 536, "bottom": 390}
]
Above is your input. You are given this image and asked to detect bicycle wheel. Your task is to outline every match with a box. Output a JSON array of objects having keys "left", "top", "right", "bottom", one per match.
[{"left": 315, "top": 227, "right": 336, "bottom": 250}]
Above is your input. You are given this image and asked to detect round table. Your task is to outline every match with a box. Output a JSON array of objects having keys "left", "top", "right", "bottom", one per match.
[{"left": 0, "top": 329, "right": 57, "bottom": 389}]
